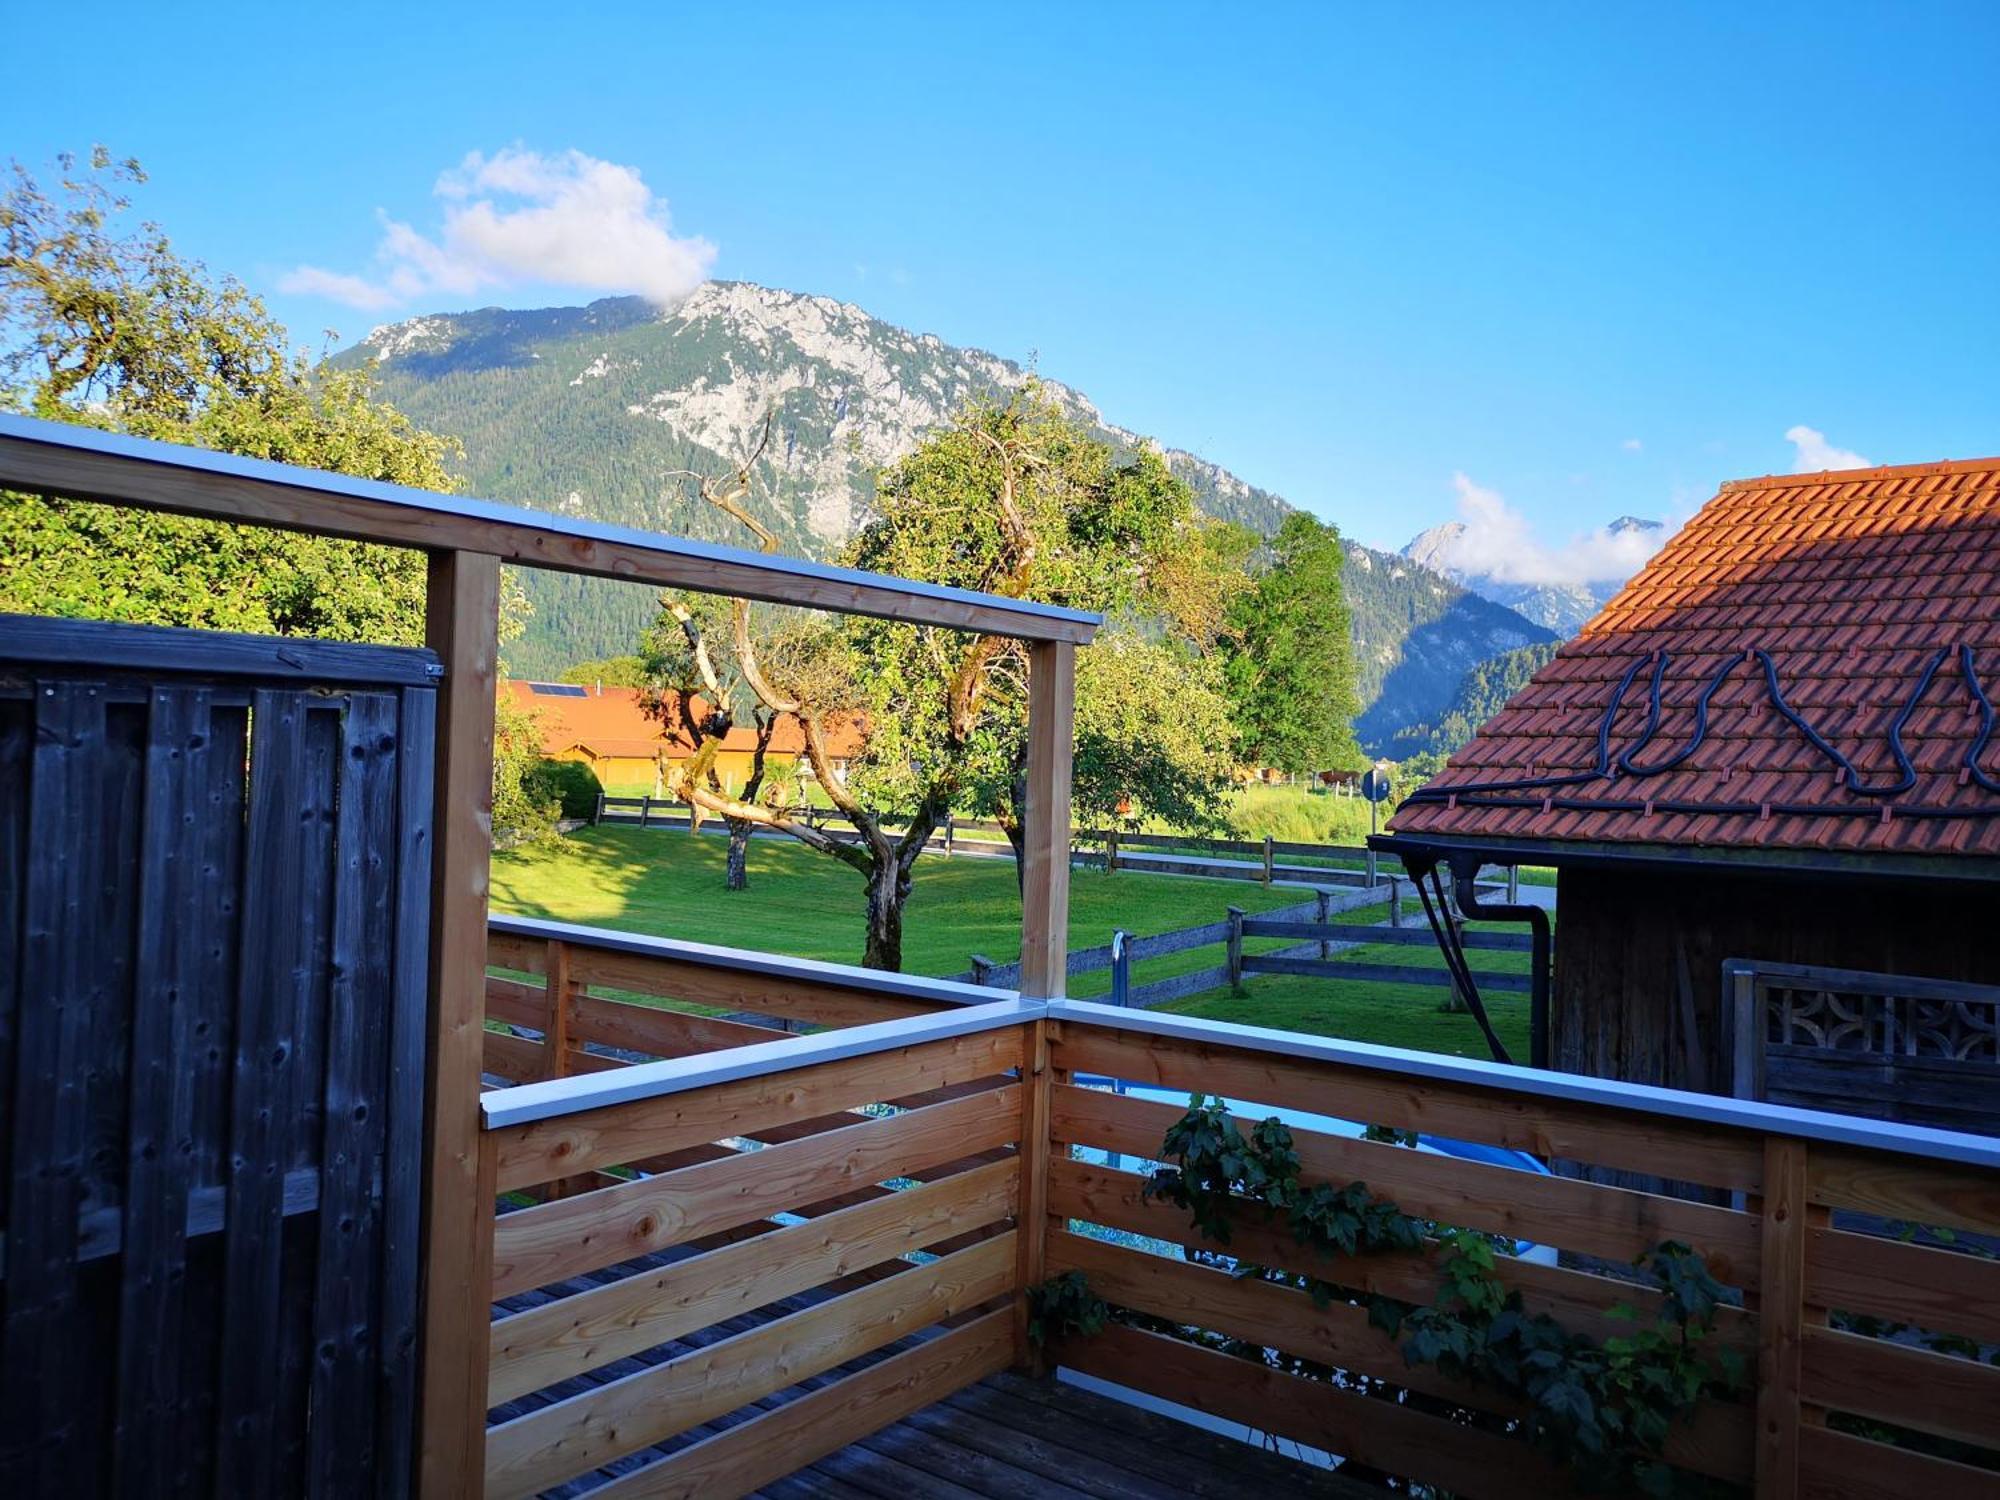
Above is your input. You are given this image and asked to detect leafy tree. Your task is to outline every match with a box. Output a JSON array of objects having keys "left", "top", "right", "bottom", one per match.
[
  {"left": 848, "top": 389, "right": 1243, "bottom": 896},
  {"left": 0, "top": 149, "right": 464, "bottom": 639},
  {"left": 0, "top": 147, "right": 553, "bottom": 839},
  {"left": 652, "top": 387, "right": 1242, "bottom": 967},
  {"left": 1223, "top": 512, "right": 1364, "bottom": 775},
  {"left": 557, "top": 655, "right": 647, "bottom": 688}
]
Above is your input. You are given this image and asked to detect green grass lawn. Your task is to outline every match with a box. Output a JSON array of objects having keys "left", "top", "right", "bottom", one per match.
[
  {"left": 490, "top": 824, "right": 1303, "bottom": 981},
  {"left": 1155, "top": 901, "right": 1534, "bottom": 1060},
  {"left": 489, "top": 824, "right": 1538, "bottom": 1057}
]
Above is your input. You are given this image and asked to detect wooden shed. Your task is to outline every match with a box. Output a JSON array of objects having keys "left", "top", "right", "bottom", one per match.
[{"left": 1374, "top": 456, "right": 2000, "bottom": 1135}]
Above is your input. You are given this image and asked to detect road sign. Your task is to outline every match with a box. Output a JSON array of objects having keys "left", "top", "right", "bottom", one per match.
[{"left": 1361, "top": 768, "right": 1393, "bottom": 803}]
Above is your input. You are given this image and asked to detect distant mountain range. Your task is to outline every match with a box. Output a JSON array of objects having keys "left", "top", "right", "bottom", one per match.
[
  {"left": 336, "top": 282, "right": 1560, "bottom": 749},
  {"left": 1342, "top": 543, "right": 1557, "bottom": 752},
  {"left": 1401, "top": 515, "right": 1664, "bottom": 635}
]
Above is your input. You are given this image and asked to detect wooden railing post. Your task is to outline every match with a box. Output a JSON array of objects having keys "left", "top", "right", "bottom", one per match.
[
  {"left": 1020, "top": 640, "right": 1076, "bottom": 999},
  {"left": 1390, "top": 877, "right": 1403, "bottom": 928},
  {"left": 1316, "top": 889, "right": 1331, "bottom": 959},
  {"left": 1014, "top": 1017, "right": 1055, "bottom": 1373},
  {"left": 639, "top": 795, "right": 651, "bottom": 828},
  {"left": 1365, "top": 846, "right": 1378, "bottom": 888},
  {"left": 542, "top": 938, "right": 573, "bottom": 1081},
  {"left": 1755, "top": 1137, "right": 1809, "bottom": 1500},
  {"left": 1261, "top": 834, "right": 1275, "bottom": 885},
  {"left": 1105, "top": 827, "right": 1120, "bottom": 874},
  {"left": 1227, "top": 906, "right": 1245, "bottom": 991},
  {"left": 419, "top": 549, "right": 499, "bottom": 1500},
  {"left": 541, "top": 938, "right": 591, "bottom": 1200}
]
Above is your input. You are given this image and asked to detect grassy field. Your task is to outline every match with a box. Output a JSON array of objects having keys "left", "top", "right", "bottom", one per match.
[
  {"left": 490, "top": 824, "right": 1530, "bottom": 1057},
  {"left": 490, "top": 824, "right": 1302, "bottom": 982},
  {"left": 1155, "top": 899, "right": 1534, "bottom": 1060}
]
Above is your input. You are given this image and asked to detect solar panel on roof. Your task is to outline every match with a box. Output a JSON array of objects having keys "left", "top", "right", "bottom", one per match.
[{"left": 527, "top": 683, "right": 588, "bottom": 697}]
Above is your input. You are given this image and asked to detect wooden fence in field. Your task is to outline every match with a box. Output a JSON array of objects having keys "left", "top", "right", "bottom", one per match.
[
  {"left": 949, "top": 885, "right": 1399, "bottom": 1003},
  {"left": 465, "top": 928, "right": 2000, "bottom": 1500},
  {"left": 1234, "top": 912, "right": 1532, "bottom": 992},
  {"left": 943, "top": 898, "right": 1529, "bottom": 1012},
  {"left": 588, "top": 793, "right": 1467, "bottom": 894}
]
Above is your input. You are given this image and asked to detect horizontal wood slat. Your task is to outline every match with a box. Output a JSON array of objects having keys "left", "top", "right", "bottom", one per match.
[
  {"left": 1046, "top": 1156, "right": 1754, "bottom": 1354},
  {"left": 492, "top": 1084, "right": 1020, "bottom": 1296},
  {"left": 584, "top": 1311, "right": 1015, "bottom": 1500},
  {"left": 483, "top": 1030, "right": 544, "bottom": 1083},
  {"left": 492, "top": 1028, "right": 1026, "bottom": 1193},
  {"left": 1047, "top": 1230, "right": 1748, "bottom": 1483},
  {"left": 483, "top": 1031, "right": 626, "bottom": 1086},
  {"left": 488, "top": 1158, "right": 1018, "bottom": 1403},
  {"left": 486, "top": 933, "right": 546, "bottom": 975},
  {"left": 1799, "top": 1324, "right": 2000, "bottom": 1449},
  {"left": 570, "top": 994, "right": 790, "bottom": 1058},
  {"left": 1807, "top": 1224, "right": 2000, "bottom": 1346},
  {"left": 1051, "top": 1026, "right": 1764, "bottom": 1193},
  {"left": 483, "top": 1231, "right": 1017, "bottom": 1498},
  {"left": 1052, "top": 1084, "right": 1761, "bottom": 1287},
  {"left": 1797, "top": 1422, "right": 2000, "bottom": 1500},
  {"left": 1054, "top": 1320, "right": 1567, "bottom": 1500},
  {"left": 565, "top": 946, "right": 938, "bottom": 1029},
  {"left": 1807, "top": 1148, "right": 2000, "bottom": 1238},
  {"left": 484, "top": 977, "right": 549, "bottom": 1029}
]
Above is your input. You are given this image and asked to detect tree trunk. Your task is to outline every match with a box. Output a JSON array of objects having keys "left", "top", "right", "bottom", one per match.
[
  {"left": 1002, "top": 765, "right": 1030, "bottom": 900},
  {"left": 860, "top": 857, "right": 906, "bottom": 971},
  {"left": 724, "top": 818, "right": 751, "bottom": 891}
]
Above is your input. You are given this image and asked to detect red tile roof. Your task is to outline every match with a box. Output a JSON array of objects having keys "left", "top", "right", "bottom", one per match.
[
  {"left": 500, "top": 681, "right": 864, "bottom": 760},
  {"left": 1388, "top": 457, "right": 2000, "bottom": 860}
]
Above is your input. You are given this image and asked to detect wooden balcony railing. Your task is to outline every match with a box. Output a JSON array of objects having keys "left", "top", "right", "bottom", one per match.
[
  {"left": 464, "top": 939, "right": 2000, "bottom": 1500},
  {"left": 481, "top": 914, "right": 995, "bottom": 1088},
  {"left": 477, "top": 1001, "right": 1040, "bottom": 1499}
]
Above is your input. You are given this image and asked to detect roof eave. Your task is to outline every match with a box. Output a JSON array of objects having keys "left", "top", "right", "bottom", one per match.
[{"left": 1369, "top": 830, "right": 2000, "bottom": 886}]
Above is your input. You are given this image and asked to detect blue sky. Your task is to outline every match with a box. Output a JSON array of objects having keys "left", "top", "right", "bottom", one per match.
[{"left": 6, "top": 1, "right": 1997, "bottom": 560}]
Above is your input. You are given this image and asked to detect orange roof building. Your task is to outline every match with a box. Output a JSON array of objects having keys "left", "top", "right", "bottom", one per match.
[
  {"left": 502, "top": 680, "right": 863, "bottom": 793},
  {"left": 1374, "top": 459, "right": 2000, "bottom": 1125}
]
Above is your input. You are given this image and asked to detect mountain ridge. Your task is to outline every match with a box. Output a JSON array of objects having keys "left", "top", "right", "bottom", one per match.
[
  {"left": 1400, "top": 513, "right": 1664, "bottom": 634},
  {"left": 338, "top": 281, "right": 1552, "bottom": 743}
]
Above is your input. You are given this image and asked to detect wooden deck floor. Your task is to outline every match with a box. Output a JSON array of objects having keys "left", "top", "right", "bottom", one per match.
[{"left": 751, "top": 1365, "right": 1376, "bottom": 1500}]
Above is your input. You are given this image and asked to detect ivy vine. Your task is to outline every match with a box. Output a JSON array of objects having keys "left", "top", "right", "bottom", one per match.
[
  {"left": 1025, "top": 1268, "right": 1109, "bottom": 1346},
  {"left": 1045, "top": 1095, "right": 1747, "bottom": 1497}
]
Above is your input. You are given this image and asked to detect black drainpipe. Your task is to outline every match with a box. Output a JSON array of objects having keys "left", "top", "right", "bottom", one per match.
[
  {"left": 1399, "top": 849, "right": 1513, "bottom": 1066},
  {"left": 1449, "top": 851, "right": 1552, "bottom": 1071}
]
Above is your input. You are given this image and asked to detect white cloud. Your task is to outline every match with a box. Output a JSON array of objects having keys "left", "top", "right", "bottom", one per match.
[
  {"left": 275, "top": 265, "right": 399, "bottom": 310},
  {"left": 1435, "top": 473, "right": 1669, "bottom": 588},
  {"left": 280, "top": 148, "right": 716, "bottom": 311},
  {"left": 1785, "top": 424, "right": 1871, "bottom": 473},
  {"left": 1621, "top": 437, "right": 1643, "bottom": 452}
]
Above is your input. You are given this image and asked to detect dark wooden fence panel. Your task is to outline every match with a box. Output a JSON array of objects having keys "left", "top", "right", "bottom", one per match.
[
  {"left": 0, "top": 616, "right": 435, "bottom": 1499},
  {"left": 1728, "top": 958, "right": 2000, "bottom": 1136}
]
